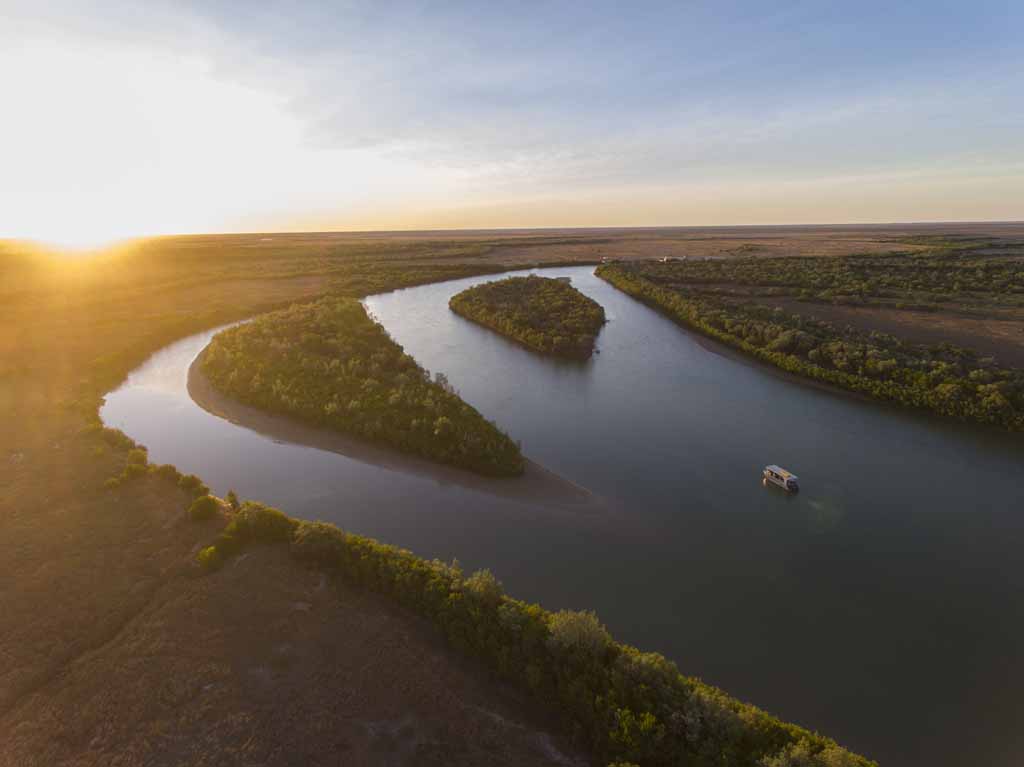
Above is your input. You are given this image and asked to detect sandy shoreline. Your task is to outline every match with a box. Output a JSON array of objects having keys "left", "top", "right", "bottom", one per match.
[
  {"left": 686, "top": 330, "right": 881, "bottom": 406},
  {"left": 186, "top": 347, "right": 600, "bottom": 510}
]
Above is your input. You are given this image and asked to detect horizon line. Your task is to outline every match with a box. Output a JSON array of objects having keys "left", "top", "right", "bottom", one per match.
[{"left": 7, "top": 217, "right": 1023, "bottom": 251}]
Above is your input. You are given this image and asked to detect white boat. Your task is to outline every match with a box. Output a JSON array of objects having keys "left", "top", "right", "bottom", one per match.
[{"left": 763, "top": 465, "right": 799, "bottom": 493}]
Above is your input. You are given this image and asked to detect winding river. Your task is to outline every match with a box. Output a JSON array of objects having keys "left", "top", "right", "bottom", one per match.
[{"left": 101, "top": 266, "right": 1024, "bottom": 766}]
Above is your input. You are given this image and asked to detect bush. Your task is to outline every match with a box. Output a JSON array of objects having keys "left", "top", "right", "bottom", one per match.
[
  {"left": 177, "top": 473, "right": 209, "bottom": 498},
  {"left": 548, "top": 609, "right": 612, "bottom": 656},
  {"left": 225, "top": 489, "right": 240, "bottom": 510},
  {"left": 125, "top": 448, "right": 148, "bottom": 466},
  {"left": 291, "top": 520, "right": 348, "bottom": 566},
  {"left": 100, "top": 427, "right": 137, "bottom": 450},
  {"left": 463, "top": 568, "right": 504, "bottom": 607},
  {"left": 232, "top": 501, "right": 298, "bottom": 544},
  {"left": 760, "top": 740, "right": 864, "bottom": 767},
  {"left": 188, "top": 494, "right": 220, "bottom": 521},
  {"left": 197, "top": 546, "right": 223, "bottom": 571},
  {"left": 150, "top": 463, "right": 181, "bottom": 482},
  {"left": 122, "top": 462, "right": 148, "bottom": 479}
]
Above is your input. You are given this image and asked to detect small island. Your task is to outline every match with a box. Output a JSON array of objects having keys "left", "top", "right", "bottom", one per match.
[
  {"left": 449, "top": 275, "right": 606, "bottom": 359},
  {"left": 200, "top": 297, "right": 524, "bottom": 476}
]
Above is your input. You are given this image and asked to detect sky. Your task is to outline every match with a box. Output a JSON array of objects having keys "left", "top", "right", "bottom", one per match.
[{"left": 1, "top": 0, "right": 1021, "bottom": 246}]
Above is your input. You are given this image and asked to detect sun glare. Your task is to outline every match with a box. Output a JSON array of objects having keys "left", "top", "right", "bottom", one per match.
[
  {"left": 31, "top": 212, "right": 146, "bottom": 252},
  {"left": 0, "top": 32, "right": 464, "bottom": 245}
]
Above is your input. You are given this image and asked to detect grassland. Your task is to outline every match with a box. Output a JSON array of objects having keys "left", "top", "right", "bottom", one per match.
[
  {"left": 450, "top": 275, "right": 606, "bottom": 359},
  {"left": 6, "top": 224, "right": 1020, "bottom": 765}
]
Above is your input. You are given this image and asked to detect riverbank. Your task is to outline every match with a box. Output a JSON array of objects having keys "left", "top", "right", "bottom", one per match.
[
  {"left": 188, "top": 347, "right": 599, "bottom": 511},
  {"left": 596, "top": 262, "right": 1024, "bottom": 431}
]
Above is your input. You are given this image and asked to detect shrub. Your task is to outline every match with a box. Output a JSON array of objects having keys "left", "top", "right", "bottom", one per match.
[
  {"left": 197, "top": 546, "right": 223, "bottom": 571},
  {"left": 150, "top": 463, "right": 181, "bottom": 482},
  {"left": 100, "top": 427, "right": 137, "bottom": 450},
  {"left": 232, "top": 501, "right": 298, "bottom": 543},
  {"left": 225, "top": 489, "right": 240, "bottom": 510},
  {"left": 463, "top": 568, "right": 504, "bottom": 607},
  {"left": 122, "top": 462, "right": 148, "bottom": 479},
  {"left": 291, "top": 520, "right": 348, "bottom": 566},
  {"left": 177, "top": 473, "right": 209, "bottom": 498},
  {"left": 548, "top": 609, "right": 612, "bottom": 657},
  {"left": 610, "top": 708, "right": 666, "bottom": 764},
  {"left": 125, "top": 448, "right": 148, "bottom": 466},
  {"left": 760, "top": 739, "right": 864, "bottom": 767},
  {"left": 188, "top": 494, "right": 220, "bottom": 522}
]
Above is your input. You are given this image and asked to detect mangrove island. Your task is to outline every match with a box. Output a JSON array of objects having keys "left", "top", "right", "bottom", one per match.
[
  {"left": 449, "top": 275, "right": 607, "bottom": 359},
  {"left": 200, "top": 297, "right": 525, "bottom": 476}
]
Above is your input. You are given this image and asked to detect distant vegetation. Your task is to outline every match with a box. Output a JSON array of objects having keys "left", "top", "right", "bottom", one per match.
[
  {"left": 201, "top": 297, "right": 524, "bottom": 476},
  {"left": 623, "top": 248, "right": 1024, "bottom": 312},
  {"left": 598, "top": 258, "right": 1024, "bottom": 430},
  {"left": 196, "top": 500, "right": 872, "bottom": 767},
  {"left": 450, "top": 275, "right": 606, "bottom": 359}
]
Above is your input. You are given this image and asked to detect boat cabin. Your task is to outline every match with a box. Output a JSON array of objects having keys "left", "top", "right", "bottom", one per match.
[{"left": 763, "top": 465, "right": 799, "bottom": 492}]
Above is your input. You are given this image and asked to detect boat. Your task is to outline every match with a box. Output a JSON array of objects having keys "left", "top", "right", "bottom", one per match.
[{"left": 763, "top": 465, "right": 799, "bottom": 492}]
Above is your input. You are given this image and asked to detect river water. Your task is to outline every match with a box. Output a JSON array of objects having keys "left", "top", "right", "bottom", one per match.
[{"left": 101, "top": 266, "right": 1024, "bottom": 766}]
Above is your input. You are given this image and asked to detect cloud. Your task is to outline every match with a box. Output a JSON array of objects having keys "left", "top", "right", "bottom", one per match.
[
  {"left": 155, "top": 1, "right": 1024, "bottom": 192},
  {"left": 1, "top": 0, "right": 1021, "bottom": 237}
]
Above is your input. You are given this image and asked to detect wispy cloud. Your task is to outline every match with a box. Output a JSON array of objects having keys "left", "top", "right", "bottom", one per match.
[{"left": 1, "top": 0, "right": 1021, "bottom": 239}]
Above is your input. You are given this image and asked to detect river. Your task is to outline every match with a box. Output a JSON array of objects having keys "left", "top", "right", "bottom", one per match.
[{"left": 101, "top": 265, "right": 1024, "bottom": 766}]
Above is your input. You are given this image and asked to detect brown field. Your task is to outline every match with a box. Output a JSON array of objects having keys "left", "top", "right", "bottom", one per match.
[
  {"left": 1, "top": 222, "right": 1021, "bottom": 765},
  {"left": 767, "top": 299, "right": 1024, "bottom": 368},
  {"left": 1, "top": 516, "right": 580, "bottom": 766}
]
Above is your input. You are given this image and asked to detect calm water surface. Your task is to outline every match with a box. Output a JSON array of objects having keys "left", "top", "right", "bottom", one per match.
[{"left": 102, "top": 266, "right": 1024, "bottom": 766}]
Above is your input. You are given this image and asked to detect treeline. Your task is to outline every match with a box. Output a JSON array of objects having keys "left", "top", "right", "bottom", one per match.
[
  {"left": 597, "top": 264, "right": 1024, "bottom": 430},
  {"left": 201, "top": 297, "right": 524, "bottom": 476},
  {"left": 195, "top": 500, "right": 872, "bottom": 767},
  {"left": 621, "top": 250, "right": 1024, "bottom": 310},
  {"left": 450, "top": 275, "right": 606, "bottom": 359}
]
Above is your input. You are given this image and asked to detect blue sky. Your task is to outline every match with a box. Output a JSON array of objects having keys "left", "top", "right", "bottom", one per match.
[{"left": 1, "top": 0, "right": 1021, "bottom": 242}]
